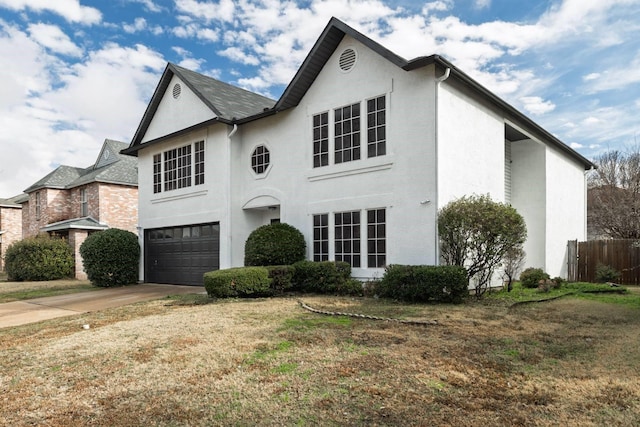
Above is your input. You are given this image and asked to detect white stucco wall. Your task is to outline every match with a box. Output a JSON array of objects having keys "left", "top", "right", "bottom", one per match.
[
  {"left": 436, "top": 82, "right": 506, "bottom": 207},
  {"left": 142, "top": 75, "right": 216, "bottom": 144},
  {"left": 510, "top": 139, "right": 547, "bottom": 271},
  {"left": 545, "top": 146, "right": 587, "bottom": 277}
]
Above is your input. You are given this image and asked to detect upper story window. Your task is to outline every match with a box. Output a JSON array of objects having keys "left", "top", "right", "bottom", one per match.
[
  {"left": 35, "top": 191, "right": 41, "bottom": 220},
  {"left": 313, "top": 112, "right": 329, "bottom": 168},
  {"left": 80, "top": 188, "right": 88, "bottom": 216},
  {"left": 335, "top": 103, "right": 361, "bottom": 164},
  {"left": 154, "top": 141, "right": 204, "bottom": 194},
  {"left": 312, "top": 95, "right": 386, "bottom": 169},
  {"left": 251, "top": 145, "right": 270, "bottom": 174},
  {"left": 367, "top": 96, "right": 386, "bottom": 158}
]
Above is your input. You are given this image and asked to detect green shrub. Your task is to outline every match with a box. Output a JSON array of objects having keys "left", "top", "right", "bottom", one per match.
[
  {"left": 519, "top": 267, "right": 550, "bottom": 289},
  {"left": 79, "top": 228, "right": 140, "bottom": 287},
  {"left": 5, "top": 234, "right": 74, "bottom": 281},
  {"left": 204, "top": 267, "right": 271, "bottom": 298},
  {"left": 595, "top": 264, "right": 621, "bottom": 283},
  {"left": 244, "top": 223, "right": 306, "bottom": 266},
  {"left": 376, "top": 264, "right": 468, "bottom": 303},
  {"left": 292, "top": 260, "right": 353, "bottom": 294},
  {"left": 266, "top": 265, "right": 295, "bottom": 294}
]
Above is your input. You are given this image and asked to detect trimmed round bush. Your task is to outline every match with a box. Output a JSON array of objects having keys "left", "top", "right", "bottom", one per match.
[
  {"left": 80, "top": 228, "right": 140, "bottom": 287},
  {"left": 519, "top": 267, "right": 550, "bottom": 289},
  {"left": 204, "top": 267, "right": 272, "bottom": 298},
  {"left": 244, "top": 223, "right": 306, "bottom": 266},
  {"left": 5, "top": 234, "right": 74, "bottom": 281}
]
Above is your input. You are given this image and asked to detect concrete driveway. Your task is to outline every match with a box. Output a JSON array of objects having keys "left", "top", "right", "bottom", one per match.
[{"left": 0, "top": 284, "right": 205, "bottom": 329}]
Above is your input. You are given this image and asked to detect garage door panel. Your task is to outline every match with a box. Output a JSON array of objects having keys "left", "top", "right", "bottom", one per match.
[{"left": 145, "top": 222, "right": 220, "bottom": 286}]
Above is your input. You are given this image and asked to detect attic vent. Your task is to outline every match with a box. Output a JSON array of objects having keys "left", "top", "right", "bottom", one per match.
[
  {"left": 172, "top": 83, "right": 182, "bottom": 99},
  {"left": 339, "top": 48, "right": 357, "bottom": 72}
]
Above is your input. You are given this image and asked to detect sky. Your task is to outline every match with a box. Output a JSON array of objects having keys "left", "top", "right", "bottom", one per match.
[{"left": 0, "top": 0, "right": 639, "bottom": 196}]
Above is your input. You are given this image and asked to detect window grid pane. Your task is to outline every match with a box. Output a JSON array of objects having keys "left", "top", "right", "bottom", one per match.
[
  {"left": 335, "top": 211, "right": 361, "bottom": 267},
  {"left": 313, "top": 214, "right": 329, "bottom": 261},
  {"left": 153, "top": 153, "right": 162, "bottom": 194},
  {"left": 334, "top": 103, "right": 361, "bottom": 164},
  {"left": 367, "top": 208, "right": 386, "bottom": 267},
  {"left": 194, "top": 141, "right": 205, "bottom": 185},
  {"left": 313, "top": 112, "right": 329, "bottom": 168},
  {"left": 251, "top": 145, "right": 270, "bottom": 174},
  {"left": 367, "top": 95, "right": 386, "bottom": 158},
  {"left": 164, "top": 148, "right": 177, "bottom": 191},
  {"left": 177, "top": 145, "right": 192, "bottom": 189}
]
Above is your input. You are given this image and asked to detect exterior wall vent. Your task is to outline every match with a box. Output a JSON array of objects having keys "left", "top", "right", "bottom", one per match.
[
  {"left": 339, "top": 48, "right": 357, "bottom": 72},
  {"left": 172, "top": 83, "right": 182, "bottom": 99}
]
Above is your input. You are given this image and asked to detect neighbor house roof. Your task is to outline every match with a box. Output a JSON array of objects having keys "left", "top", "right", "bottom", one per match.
[
  {"left": 0, "top": 194, "right": 27, "bottom": 208},
  {"left": 40, "top": 216, "right": 109, "bottom": 233},
  {"left": 122, "top": 17, "right": 594, "bottom": 170},
  {"left": 24, "top": 140, "right": 137, "bottom": 193}
]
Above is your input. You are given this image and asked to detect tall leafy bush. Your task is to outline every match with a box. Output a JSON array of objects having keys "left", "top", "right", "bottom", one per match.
[
  {"left": 438, "top": 194, "right": 527, "bottom": 297},
  {"left": 80, "top": 228, "right": 140, "bottom": 287},
  {"left": 5, "top": 234, "right": 74, "bottom": 281},
  {"left": 244, "top": 223, "right": 306, "bottom": 266}
]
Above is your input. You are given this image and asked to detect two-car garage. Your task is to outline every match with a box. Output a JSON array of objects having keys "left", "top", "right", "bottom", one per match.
[{"left": 144, "top": 222, "right": 220, "bottom": 286}]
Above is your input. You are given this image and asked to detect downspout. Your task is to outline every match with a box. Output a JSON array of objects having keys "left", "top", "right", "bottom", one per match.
[
  {"left": 433, "top": 67, "right": 450, "bottom": 265},
  {"left": 225, "top": 124, "right": 238, "bottom": 268}
]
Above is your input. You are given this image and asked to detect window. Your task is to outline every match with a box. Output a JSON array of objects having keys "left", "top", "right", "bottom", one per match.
[
  {"left": 251, "top": 145, "right": 270, "bottom": 174},
  {"left": 195, "top": 141, "right": 205, "bottom": 185},
  {"left": 177, "top": 145, "right": 192, "bottom": 189},
  {"left": 367, "top": 96, "right": 386, "bottom": 158},
  {"left": 313, "top": 112, "right": 329, "bottom": 168},
  {"left": 153, "top": 154, "right": 162, "bottom": 194},
  {"left": 35, "top": 191, "right": 41, "bottom": 220},
  {"left": 80, "top": 188, "right": 88, "bottom": 217},
  {"left": 313, "top": 214, "right": 329, "bottom": 261},
  {"left": 164, "top": 148, "right": 177, "bottom": 191},
  {"left": 334, "top": 103, "right": 360, "bottom": 164},
  {"left": 367, "top": 209, "right": 386, "bottom": 268},
  {"left": 335, "top": 211, "right": 360, "bottom": 267},
  {"left": 156, "top": 142, "right": 203, "bottom": 193}
]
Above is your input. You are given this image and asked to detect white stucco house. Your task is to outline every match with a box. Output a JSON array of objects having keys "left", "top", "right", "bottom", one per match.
[{"left": 123, "top": 18, "right": 594, "bottom": 286}]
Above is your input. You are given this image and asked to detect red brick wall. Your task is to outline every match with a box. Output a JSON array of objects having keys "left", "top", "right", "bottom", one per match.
[
  {"left": 97, "top": 184, "right": 138, "bottom": 233},
  {"left": 0, "top": 206, "right": 22, "bottom": 271}
]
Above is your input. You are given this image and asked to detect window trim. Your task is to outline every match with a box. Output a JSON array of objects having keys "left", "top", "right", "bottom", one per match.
[
  {"left": 80, "top": 188, "right": 88, "bottom": 217},
  {"left": 154, "top": 141, "right": 204, "bottom": 194},
  {"left": 249, "top": 142, "right": 272, "bottom": 179}
]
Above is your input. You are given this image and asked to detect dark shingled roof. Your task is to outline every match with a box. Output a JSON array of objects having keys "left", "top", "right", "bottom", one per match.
[
  {"left": 40, "top": 216, "right": 109, "bottom": 232},
  {"left": 24, "top": 140, "right": 137, "bottom": 193},
  {"left": 122, "top": 17, "right": 594, "bottom": 170}
]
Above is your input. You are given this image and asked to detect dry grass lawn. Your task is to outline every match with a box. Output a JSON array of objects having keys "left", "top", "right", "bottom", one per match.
[{"left": 0, "top": 292, "right": 639, "bottom": 426}]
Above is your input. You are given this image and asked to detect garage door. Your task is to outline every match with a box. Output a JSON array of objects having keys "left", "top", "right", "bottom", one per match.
[{"left": 145, "top": 222, "right": 220, "bottom": 286}]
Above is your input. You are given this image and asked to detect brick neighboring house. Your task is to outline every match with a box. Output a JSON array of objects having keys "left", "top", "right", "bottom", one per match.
[
  {"left": 20, "top": 139, "right": 138, "bottom": 279},
  {"left": 0, "top": 194, "right": 27, "bottom": 272}
]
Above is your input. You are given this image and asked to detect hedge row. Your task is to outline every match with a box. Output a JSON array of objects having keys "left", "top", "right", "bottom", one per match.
[
  {"left": 5, "top": 235, "right": 74, "bottom": 281},
  {"left": 205, "top": 261, "right": 468, "bottom": 303},
  {"left": 374, "top": 264, "right": 468, "bottom": 303},
  {"left": 204, "top": 260, "right": 362, "bottom": 298}
]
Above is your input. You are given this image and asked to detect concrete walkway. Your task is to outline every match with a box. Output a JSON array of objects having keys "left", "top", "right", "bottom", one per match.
[{"left": 0, "top": 284, "right": 205, "bottom": 329}]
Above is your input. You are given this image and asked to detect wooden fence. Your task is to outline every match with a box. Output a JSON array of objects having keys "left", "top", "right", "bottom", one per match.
[{"left": 567, "top": 239, "right": 640, "bottom": 285}]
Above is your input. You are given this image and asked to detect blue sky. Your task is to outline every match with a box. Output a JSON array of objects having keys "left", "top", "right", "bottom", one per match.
[{"left": 0, "top": 0, "right": 639, "bottom": 196}]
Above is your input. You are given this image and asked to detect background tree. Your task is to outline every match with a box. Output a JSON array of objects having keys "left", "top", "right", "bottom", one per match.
[
  {"left": 438, "top": 194, "right": 527, "bottom": 297},
  {"left": 588, "top": 146, "right": 640, "bottom": 239}
]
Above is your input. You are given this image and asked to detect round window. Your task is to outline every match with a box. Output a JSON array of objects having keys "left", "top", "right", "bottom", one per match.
[{"left": 251, "top": 145, "right": 270, "bottom": 174}]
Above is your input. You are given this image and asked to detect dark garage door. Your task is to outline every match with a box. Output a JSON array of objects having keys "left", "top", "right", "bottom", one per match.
[{"left": 145, "top": 222, "right": 220, "bottom": 286}]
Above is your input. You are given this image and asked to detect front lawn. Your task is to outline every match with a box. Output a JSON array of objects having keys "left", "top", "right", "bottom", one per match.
[{"left": 1, "top": 288, "right": 639, "bottom": 426}]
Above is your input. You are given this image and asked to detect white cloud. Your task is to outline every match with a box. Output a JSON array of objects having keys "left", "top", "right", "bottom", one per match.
[
  {"left": 123, "top": 17, "right": 148, "bottom": 33},
  {"left": 0, "top": 0, "right": 101, "bottom": 24},
  {"left": 422, "top": 0, "right": 452, "bottom": 13},
  {"left": 583, "top": 72, "right": 600, "bottom": 81},
  {"left": 583, "top": 54, "right": 640, "bottom": 93},
  {"left": 474, "top": 0, "right": 491, "bottom": 9},
  {"left": 175, "top": 0, "right": 235, "bottom": 23},
  {"left": 520, "top": 96, "right": 556, "bottom": 115},
  {"left": 570, "top": 142, "right": 583, "bottom": 149},
  {"left": 131, "top": 0, "right": 163, "bottom": 13},
  {"left": 27, "top": 23, "right": 82, "bottom": 56}
]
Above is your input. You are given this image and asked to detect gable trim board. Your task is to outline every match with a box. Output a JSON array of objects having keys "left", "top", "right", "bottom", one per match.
[{"left": 126, "top": 17, "right": 593, "bottom": 285}]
